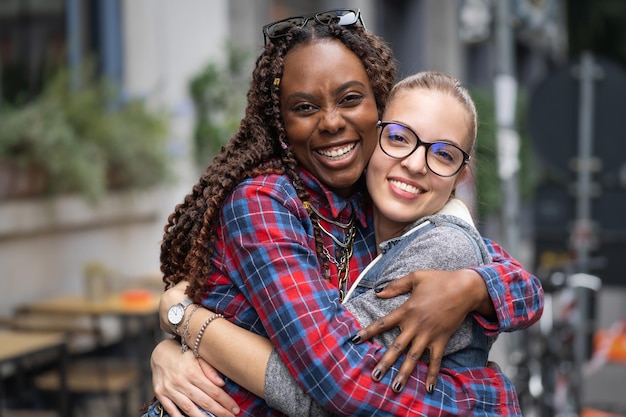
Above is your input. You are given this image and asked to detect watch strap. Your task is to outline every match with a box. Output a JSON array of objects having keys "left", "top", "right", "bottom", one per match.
[{"left": 180, "top": 297, "right": 193, "bottom": 309}]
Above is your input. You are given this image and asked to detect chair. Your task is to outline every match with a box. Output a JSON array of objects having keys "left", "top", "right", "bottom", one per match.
[
  {"left": 2, "top": 411, "right": 58, "bottom": 417},
  {"left": 1, "top": 311, "right": 142, "bottom": 417},
  {"left": 33, "top": 359, "right": 141, "bottom": 417}
]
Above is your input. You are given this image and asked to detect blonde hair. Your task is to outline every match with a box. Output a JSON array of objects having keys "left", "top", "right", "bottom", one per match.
[{"left": 389, "top": 71, "right": 477, "bottom": 154}]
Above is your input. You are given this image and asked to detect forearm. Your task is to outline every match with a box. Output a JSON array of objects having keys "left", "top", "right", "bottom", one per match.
[
  {"left": 180, "top": 306, "right": 272, "bottom": 398},
  {"left": 460, "top": 268, "right": 497, "bottom": 320},
  {"left": 473, "top": 238, "right": 544, "bottom": 332}
]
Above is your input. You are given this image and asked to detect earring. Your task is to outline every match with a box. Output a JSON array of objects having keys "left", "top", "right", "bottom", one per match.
[{"left": 280, "top": 141, "right": 288, "bottom": 150}]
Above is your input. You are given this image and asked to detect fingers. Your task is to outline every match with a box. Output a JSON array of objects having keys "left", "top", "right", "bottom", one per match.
[
  {"left": 369, "top": 327, "right": 425, "bottom": 388},
  {"left": 198, "top": 360, "right": 240, "bottom": 415},
  {"left": 154, "top": 371, "right": 238, "bottom": 417},
  {"left": 199, "top": 359, "right": 225, "bottom": 386},
  {"left": 388, "top": 342, "right": 421, "bottom": 392},
  {"left": 388, "top": 331, "right": 428, "bottom": 393},
  {"left": 151, "top": 340, "right": 239, "bottom": 417},
  {"left": 425, "top": 345, "right": 443, "bottom": 393},
  {"left": 372, "top": 341, "right": 441, "bottom": 394},
  {"left": 373, "top": 275, "right": 418, "bottom": 298},
  {"left": 351, "top": 307, "right": 403, "bottom": 344},
  {"left": 155, "top": 397, "right": 185, "bottom": 417}
]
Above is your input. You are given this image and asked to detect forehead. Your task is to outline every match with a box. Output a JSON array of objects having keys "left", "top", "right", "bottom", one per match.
[
  {"left": 386, "top": 89, "right": 471, "bottom": 146},
  {"left": 281, "top": 40, "right": 370, "bottom": 90}
]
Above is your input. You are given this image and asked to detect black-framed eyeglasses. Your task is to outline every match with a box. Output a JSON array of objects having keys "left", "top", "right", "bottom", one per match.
[
  {"left": 262, "top": 9, "right": 365, "bottom": 45},
  {"left": 377, "top": 121, "right": 471, "bottom": 177}
]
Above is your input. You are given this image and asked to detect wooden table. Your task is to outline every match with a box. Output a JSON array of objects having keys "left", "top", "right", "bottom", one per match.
[
  {"left": 0, "top": 330, "right": 68, "bottom": 416},
  {"left": 20, "top": 291, "right": 160, "bottom": 317},
  {"left": 19, "top": 291, "right": 161, "bottom": 406}
]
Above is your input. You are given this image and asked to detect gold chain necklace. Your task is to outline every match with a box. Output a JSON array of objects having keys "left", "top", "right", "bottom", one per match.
[{"left": 305, "top": 202, "right": 356, "bottom": 301}]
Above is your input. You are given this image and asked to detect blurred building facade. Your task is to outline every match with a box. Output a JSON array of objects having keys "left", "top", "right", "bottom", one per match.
[{"left": 0, "top": 0, "right": 569, "bottom": 316}]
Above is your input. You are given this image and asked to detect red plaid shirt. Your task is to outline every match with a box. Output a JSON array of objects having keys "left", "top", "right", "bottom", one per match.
[{"left": 199, "top": 168, "right": 542, "bottom": 416}]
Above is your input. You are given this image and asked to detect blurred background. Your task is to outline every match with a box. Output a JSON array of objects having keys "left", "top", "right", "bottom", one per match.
[{"left": 1, "top": 0, "right": 625, "bottom": 416}]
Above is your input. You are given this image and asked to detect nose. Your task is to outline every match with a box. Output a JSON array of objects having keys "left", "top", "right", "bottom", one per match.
[
  {"left": 400, "top": 145, "right": 428, "bottom": 174},
  {"left": 319, "top": 107, "right": 346, "bottom": 135}
]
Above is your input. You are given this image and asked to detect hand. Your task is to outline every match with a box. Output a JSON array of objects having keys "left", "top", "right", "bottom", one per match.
[
  {"left": 159, "top": 280, "right": 191, "bottom": 333},
  {"left": 151, "top": 338, "right": 240, "bottom": 417},
  {"left": 351, "top": 269, "right": 489, "bottom": 393}
]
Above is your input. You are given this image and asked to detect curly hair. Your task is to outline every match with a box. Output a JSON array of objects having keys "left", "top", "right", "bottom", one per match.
[{"left": 160, "top": 22, "right": 397, "bottom": 302}]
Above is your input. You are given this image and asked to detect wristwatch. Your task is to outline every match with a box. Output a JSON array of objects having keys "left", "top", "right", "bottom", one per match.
[{"left": 167, "top": 298, "right": 192, "bottom": 334}]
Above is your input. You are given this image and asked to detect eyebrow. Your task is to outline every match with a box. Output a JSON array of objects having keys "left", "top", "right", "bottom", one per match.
[{"left": 283, "top": 80, "right": 368, "bottom": 102}]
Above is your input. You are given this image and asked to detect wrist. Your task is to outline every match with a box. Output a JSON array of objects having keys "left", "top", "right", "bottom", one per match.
[
  {"left": 166, "top": 297, "right": 192, "bottom": 334},
  {"left": 179, "top": 304, "right": 201, "bottom": 352},
  {"left": 462, "top": 269, "right": 495, "bottom": 318},
  {"left": 182, "top": 307, "right": 214, "bottom": 348}
]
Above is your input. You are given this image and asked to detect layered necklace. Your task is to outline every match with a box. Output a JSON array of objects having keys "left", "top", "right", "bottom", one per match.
[{"left": 305, "top": 202, "right": 356, "bottom": 301}]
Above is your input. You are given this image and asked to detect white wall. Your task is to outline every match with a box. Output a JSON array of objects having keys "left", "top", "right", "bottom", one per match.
[{"left": 0, "top": 1, "right": 229, "bottom": 316}]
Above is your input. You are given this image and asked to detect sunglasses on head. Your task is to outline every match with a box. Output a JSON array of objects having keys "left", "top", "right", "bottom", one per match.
[{"left": 262, "top": 9, "right": 365, "bottom": 45}]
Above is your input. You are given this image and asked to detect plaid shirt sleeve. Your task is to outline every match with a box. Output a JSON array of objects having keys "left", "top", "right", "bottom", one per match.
[
  {"left": 220, "top": 178, "right": 522, "bottom": 416},
  {"left": 472, "top": 238, "right": 545, "bottom": 334}
]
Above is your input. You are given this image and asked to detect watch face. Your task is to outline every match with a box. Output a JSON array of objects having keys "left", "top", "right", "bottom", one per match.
[{"left": 168, "top": 304, "right": 185, "bottom": 325}]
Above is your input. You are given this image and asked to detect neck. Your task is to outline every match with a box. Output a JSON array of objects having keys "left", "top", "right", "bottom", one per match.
[
  {"left": 372, "top": 208, "right": 411, "bottom": 251},
  {"left": 373, "top": 197, "right": 472, "bottom": 250}
]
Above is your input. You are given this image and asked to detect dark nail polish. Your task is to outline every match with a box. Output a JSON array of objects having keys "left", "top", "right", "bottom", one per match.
[
  {"left": 427, "top": 383, "right": 434, "bottom": 393},
  {"left": 374, "top": 286, "right": 384, "bottom": 293},
  {"left": 373, "top": 369, "right": 382, "bottom": 380},
  {"left": 393, "top": 381, "right": 403, "bottom": 392},
  {"left": 350, "top": 334, "right": 361, "bottom": 344}
]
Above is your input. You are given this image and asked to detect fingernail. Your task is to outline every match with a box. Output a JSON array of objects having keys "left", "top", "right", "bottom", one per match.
[
  {"left": 427, "top": 383, "right": 434, "bottom": 393},
  {"left": 372, "top": 369, "right": 382, "bottom": 380},
  {"left": 374, "top": 286, "right": 384, "bottom": 293},
  {"left": 350, "top": 333, "right": 361, "bottom": 344},
  {"left": 393, "top": 381, "right": 403, "bottom": 392}
]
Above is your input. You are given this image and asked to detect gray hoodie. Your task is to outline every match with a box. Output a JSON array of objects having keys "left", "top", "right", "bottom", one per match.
[{"left": 264, "top": 199, "right": 493, "bottom": 416}]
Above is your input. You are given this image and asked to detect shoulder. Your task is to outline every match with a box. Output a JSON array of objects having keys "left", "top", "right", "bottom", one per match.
[
  {"left": 231, "top": 173, "right": 299, "bottom": 204},
  {"left": 223, "top": 173, "right": 307, "bottom": 221},
  {"left": 401, "top": 216, "right": 491, "bottom": 268},
  {"left": 236, "top": 172, "right": 297, "bottom": 195}
]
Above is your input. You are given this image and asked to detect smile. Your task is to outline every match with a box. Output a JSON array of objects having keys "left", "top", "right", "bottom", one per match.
[
  {"left": 316, "top": 142, "right": 357, "bottom": 160},
  {"left": 389, "top": 179, "right": 423, "bottom": 195}
]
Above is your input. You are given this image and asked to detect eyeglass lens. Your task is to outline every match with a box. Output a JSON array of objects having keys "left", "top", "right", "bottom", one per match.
[
  {"left": 265, "top": 18, "right": 305, "bottom": 38},
  {"left": 264, "top": 9, "right": 360, "bottom": 41},
  {"left": 379, "top": 123, "right": 466, "bottom": 177},
  {"left": 315, "top": 10, "right": 359, "bottom": 25}
]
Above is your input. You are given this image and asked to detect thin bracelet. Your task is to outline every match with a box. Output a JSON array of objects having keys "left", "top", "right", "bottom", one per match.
[
  {"left": 179, "top": 304, "right": 200, "bottom": 353},
  {"left": 193, "top": 313, "right": 224, "bottom": 358},
  {"left": 181, "top": 304, "right": 200, "bottom": 338}
]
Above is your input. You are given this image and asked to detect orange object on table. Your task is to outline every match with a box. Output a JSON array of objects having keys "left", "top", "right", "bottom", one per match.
[
  {"left": 580, "top": 408, "right": 625, "bottom": 417},
  {"left": 593, "top": 320, "right": 626, "bottom": 363},
  {"left": 120, "top": 288, "right": 154, "bottom": 306}
]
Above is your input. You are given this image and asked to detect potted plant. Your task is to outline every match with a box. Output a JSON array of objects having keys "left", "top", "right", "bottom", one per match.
[
  {"left": 0, "top": 65, "right": 172, "bottom": 202},
  {"left": 189, "top": 43, "right": 250, "bottom": 167}
]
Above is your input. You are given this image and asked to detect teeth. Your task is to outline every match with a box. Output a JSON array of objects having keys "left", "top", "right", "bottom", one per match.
[
  {"left": 317, "top": 143, "right": 356, "bottom": 159},
  {"left": 389, "top": 179, "right": 422, "bottom": 195}
]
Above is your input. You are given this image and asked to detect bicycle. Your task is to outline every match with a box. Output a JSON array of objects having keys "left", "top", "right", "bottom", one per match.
[{"left": 511, "top": 271, "right": 601, "bottom": 417}]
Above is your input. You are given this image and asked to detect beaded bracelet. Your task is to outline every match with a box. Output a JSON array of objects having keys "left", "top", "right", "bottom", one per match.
[{"left": 193, "top": 313, "right": 224, "bottom": 358}]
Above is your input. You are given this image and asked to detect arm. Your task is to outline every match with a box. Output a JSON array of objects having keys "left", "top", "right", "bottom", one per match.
[
  {"left": 353, "top": 238, "right": 544, "bottom": 395},
  {"left": 160, "top": 281, "right": 330, "bottom": 417},
  {"left": 158, "top": 281, "right": 271, "bottom": 398},
  {"left": 150, "top": 339, "right": 242, "bottom": 417},
  {"left": 155, "top": 179, "right": 527, "bottom": 416},
  {"left": 151, "top": 279, "right": 269, "bottom": 417},
  {"left": 474, "top": 238, "right": 545, "bottom": 332},
  {"left": 217, "top": 181, "right": 519, "bottom": 415}
]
